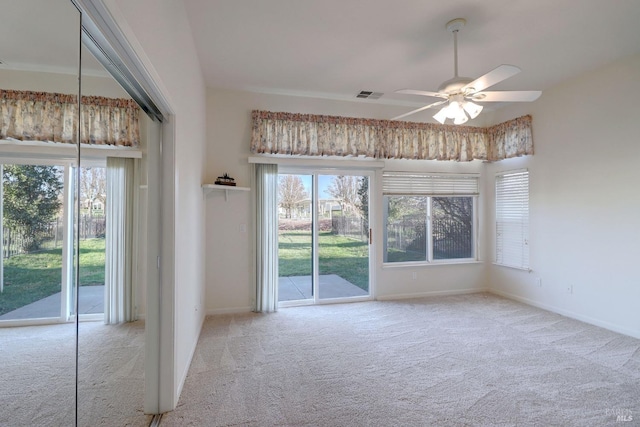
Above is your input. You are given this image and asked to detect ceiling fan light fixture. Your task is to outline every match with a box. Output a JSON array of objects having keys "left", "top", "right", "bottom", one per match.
[
  {"left": 394, "top": 18, "right": 540, "bottom": 123},
  {"left": 463, "top": 101, "right": 483, "bottom": 119},
  {"left": 434, "top": 94, "right": 473, "bottom": 125},
  {"left": 434, "top": 103, "right": 469, "bottom": 125},
  {"left": 453, "top": 108, "right": 468, "bottom": 125},
  {"left": 445, "top": 102, "right": 460, "bottom": 119},
  {"left": 433, "top": 108, "right": 448, "bottom": 124}
]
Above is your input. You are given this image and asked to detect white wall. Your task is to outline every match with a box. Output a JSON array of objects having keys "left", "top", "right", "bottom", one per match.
[
  {"left": 205, "top": 88, "right": 488, "bottom": 313},
  {"left": 108, "top": 0, "right": 207, "bottom": 407},
  {"left": 484, "top": 53, "right": 640, "bottom": 338}
]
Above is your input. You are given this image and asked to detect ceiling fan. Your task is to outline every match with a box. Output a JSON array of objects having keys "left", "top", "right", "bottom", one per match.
[{"left": 392, "top": 18, "right": 541, "bottom": 124}]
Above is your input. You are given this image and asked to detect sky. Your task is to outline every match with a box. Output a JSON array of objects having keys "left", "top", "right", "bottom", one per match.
[{"left": 298, "top": 174, "right": 333, "bottom": 199}]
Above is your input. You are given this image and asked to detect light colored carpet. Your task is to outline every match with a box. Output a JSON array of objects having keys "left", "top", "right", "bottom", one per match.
[
  {"left": 161, "top": 293, "right": 640, "bottom": 426},
  {"left": 0, "top": 320, "right": 149, "bottom": 427}
]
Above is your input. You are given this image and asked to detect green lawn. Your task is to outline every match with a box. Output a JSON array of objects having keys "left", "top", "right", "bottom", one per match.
[
  {"left": 279, "top": 231, "right": 369, "bottom": 290},
  {"left": 0, "top": 238, "right": 105, "bottom": 316}
]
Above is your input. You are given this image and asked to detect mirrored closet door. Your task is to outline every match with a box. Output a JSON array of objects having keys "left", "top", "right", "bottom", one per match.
[
  {"left": 1, "top": 1, "right": 158, "bottom": 425},
  {"left": 0, "top": 1, "right": 81, "bottom": 425},
  {"left": 76, "top": 39, "right": 151, "bottom": 425}
]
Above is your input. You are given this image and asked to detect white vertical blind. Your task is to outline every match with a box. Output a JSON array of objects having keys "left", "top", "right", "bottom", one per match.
[
  {"left": 105, "top": 157, "right": 135, "bottom": 323},
  {"left": 253, "top": 163, "right": 279, "bottom": 312},
  {"left": 495, "top": 170, "right": 529, "bottom": 270}
]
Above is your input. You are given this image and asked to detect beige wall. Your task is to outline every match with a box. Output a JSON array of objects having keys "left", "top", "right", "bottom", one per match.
[{"left": 485, "top": 53, "right": 640, "bottom": 338}]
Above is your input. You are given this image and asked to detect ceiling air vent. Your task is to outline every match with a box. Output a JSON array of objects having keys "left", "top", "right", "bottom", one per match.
[{"left": 356, "top": 91, "right": 383, "bottom": 100}]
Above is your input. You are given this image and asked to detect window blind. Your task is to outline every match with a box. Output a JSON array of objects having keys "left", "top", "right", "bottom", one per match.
[
  {"left": 495, "top": 170, "right": 529, "bottom": 270},
  {"left": 382, "top": 172, "right": 479, "bottom": 195}
]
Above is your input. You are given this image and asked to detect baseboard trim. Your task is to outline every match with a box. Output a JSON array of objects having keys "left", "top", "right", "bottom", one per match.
[
  {"left": 489, "top": 289, "right": 640, "bottom": 340},
  {"left": 204, "top": 291, "right": 490, "bottom": 313},
  {"left": 376, "top": 287, "right": 489, "bottom": 301},
  {"left": 205, "top": 306, "right": 253, "bottom": 316}
]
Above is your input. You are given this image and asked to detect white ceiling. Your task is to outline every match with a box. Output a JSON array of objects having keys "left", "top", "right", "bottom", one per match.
[
  {"left": 183, "top": 0, "right": 640, "bottom": 106},
  {"left": 3, "top": 1, "right": 640, "bottom": 111}
]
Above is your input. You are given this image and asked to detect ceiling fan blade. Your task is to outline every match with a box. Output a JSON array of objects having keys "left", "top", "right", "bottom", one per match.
[
  {"left": 391, "top": 100, "right": 448, "bottom": 121},
  {"left": 471, "top": 90, "right": 542, "bottom": 102},
  {"left": 395, "top": 89, "right": 448, "bottom": 99},
  {"left": 462, "top": 64, "right": 521, "bottom": 94}
]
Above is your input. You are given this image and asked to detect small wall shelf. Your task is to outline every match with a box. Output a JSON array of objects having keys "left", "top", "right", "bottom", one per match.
[{"left": 202, "top": 183, "right": 250, "bottom": 201}]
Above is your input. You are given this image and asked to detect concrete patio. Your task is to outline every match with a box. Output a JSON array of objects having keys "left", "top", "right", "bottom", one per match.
[
  {"left": 279, "top": 274, "right": 368, "bottom": 301},
  {"left": 0, "top": 285, "right": 104, "bottom": 321},
  {"left": 1, "top": 277, "right": 365, "bottom": 320}
]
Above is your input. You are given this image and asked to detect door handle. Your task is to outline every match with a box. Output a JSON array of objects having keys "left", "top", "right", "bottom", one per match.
[{"left": 369, "top": 228, "right": 372, "bottom": 245}]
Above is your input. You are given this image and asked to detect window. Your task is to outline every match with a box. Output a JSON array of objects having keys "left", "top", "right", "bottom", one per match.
[
  {"left": 383, "top": 172, "right": 478, "bottom": 264},
  {"left": 495, "top": 170, "right": 529, "bottom": 270}
]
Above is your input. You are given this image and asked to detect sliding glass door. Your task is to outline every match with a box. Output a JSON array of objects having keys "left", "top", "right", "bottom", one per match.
[{"left": 278, "top": 170, "right": 372, "bottom": 305}]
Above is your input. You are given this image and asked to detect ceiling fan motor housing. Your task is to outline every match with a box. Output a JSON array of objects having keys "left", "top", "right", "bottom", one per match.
[
  {"left": 446, "top": 18, "right": 466, "bottom": 33},
  {"left": 437, "top": 76, "right": 474, "bottom": 94}
]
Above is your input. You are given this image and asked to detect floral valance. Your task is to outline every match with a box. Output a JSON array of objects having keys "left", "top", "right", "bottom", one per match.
[
  {"left": 0, "top": 89, "right": 140, "bottom": 147},
  {"left": 251, "top": 110, "right": 533, "bottom": 162}
]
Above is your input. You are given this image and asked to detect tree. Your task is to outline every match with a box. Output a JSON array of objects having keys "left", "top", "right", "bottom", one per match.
[
  {"left": 386, "top": 196, "right": 426, "bottom": 222},
  {"left": 278, "top": 175, "right": 308, "bottom": 219},
  {"left": 3, "top": 165, "right": 64, "bottom": 252},
  {"left": 357, "top": 177, "right": 369, "bottom": 222},
  {"left": 386, "top": 196, "right": 428, "bottom": 252},
  {"left": 326, "top": 176, "right": 361, "bottom": 216},
  {"left": 432, "top": 196, "right": 473, "bottom": 239},
  {"left": 80, "top": 167, "right": 106, "bottom": 219},
  {"left": 432, "top": 197, "right": 473, "bottom": 226}
]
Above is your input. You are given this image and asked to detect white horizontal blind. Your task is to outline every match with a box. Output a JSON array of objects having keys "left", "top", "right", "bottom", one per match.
[
  {"left": 382, "top": 172, "right": 479, "bottom": 195},
  {"left": 495, "top": 170, "right": 529, "bottom": 269}
]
